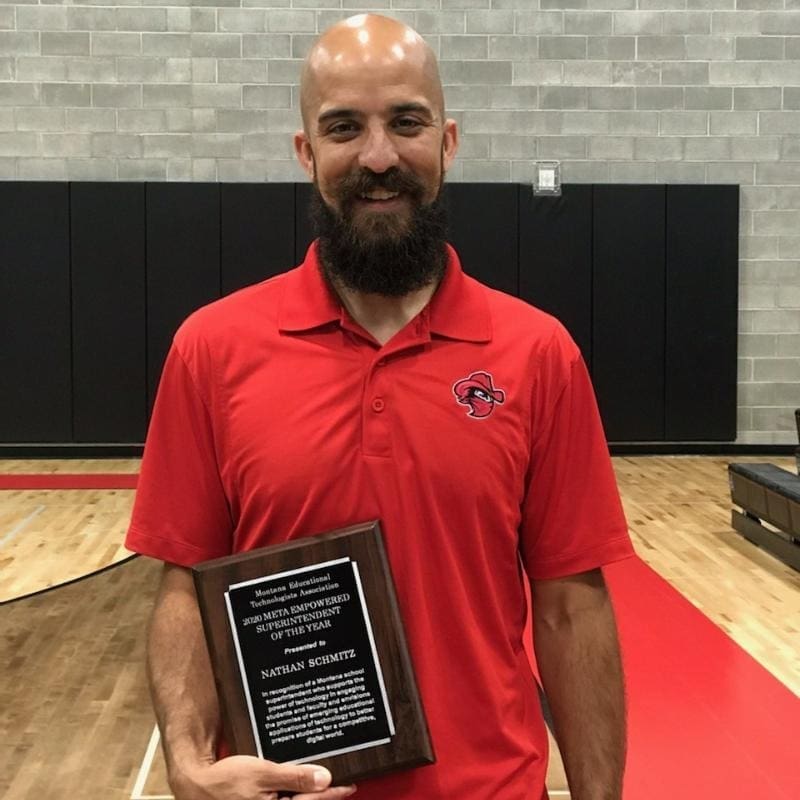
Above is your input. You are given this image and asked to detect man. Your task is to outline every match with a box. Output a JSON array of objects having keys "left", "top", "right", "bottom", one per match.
[{"left": 127, "top": 14, "right": 634, "bottom": 800}]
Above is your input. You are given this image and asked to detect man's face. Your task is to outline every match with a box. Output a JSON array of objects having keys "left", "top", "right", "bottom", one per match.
[{"left": 295, "top": 57, "right": 458, "bottom": 245}]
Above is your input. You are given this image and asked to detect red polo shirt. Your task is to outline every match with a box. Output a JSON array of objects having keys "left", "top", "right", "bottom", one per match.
[{"left": 127, "top": 242, "right": 633, "bottom": 799}]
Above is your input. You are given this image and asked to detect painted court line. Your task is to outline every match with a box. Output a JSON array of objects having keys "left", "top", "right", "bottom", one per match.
[
  {"left": 131, "top": 725, "right": 162, "bottom": 800},
  {"left": 606, "top": 556, "right": 800, "bottom": 799},
  {"left": 0, "top": 504, "right": 45, "bottom": 548},
  {"left": 0, "top": 473, "right": 138, "bottom": 490}
]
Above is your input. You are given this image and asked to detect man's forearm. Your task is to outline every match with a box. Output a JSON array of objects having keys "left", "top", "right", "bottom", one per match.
[
  {"left": 147, "top": 563, "right": 220, "bottom": 789},
  {"left": 533, "top": 573, "right": 626, "bottom": 800}
]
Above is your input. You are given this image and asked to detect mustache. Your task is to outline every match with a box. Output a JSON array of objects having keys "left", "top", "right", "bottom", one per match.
[{"left": 333, "top": 167, "right": 427, "bottom": 203}]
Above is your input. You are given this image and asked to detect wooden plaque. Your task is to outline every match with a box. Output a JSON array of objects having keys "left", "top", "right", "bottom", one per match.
[{"left": 192, "top": 521, "right": 434, "bottom": 785}]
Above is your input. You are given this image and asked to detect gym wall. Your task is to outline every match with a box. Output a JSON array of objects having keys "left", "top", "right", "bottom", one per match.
[{"left": 0, "top": 3, "right": 798, "bottom": 444}]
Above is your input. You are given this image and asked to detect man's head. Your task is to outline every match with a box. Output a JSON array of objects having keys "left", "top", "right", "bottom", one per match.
[{"left": 294, "top": 14, "right": 459, "bottom": 296}]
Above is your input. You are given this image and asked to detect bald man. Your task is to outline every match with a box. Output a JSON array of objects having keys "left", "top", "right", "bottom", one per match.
[{"left": 130, "top": 14, "right": 632, "bottom": 800}]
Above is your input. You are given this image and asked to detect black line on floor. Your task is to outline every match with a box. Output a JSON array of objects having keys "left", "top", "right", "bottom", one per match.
[{"left": 0, "top": 553, "right": 140, "bottom": 606}]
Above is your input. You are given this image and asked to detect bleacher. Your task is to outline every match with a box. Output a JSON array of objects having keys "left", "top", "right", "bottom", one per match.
[{"left": 728, "top": 409, "right": 800, "bottom": 572}]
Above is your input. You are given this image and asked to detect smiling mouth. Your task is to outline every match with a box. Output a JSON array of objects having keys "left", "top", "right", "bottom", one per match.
[
  {"left": 359, "top": 190, "right": 400, "bottom": 201},
  {"left": 355, "top": 191, "right": 408, "bottom": 212}
]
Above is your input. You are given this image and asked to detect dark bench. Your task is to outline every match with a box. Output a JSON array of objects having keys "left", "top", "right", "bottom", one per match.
[
  {"left": 796, "top": 408, "right": 800, "bottom": 473},
  {"left": 729, "top": 463, "right": 800, "bottom": 571}
]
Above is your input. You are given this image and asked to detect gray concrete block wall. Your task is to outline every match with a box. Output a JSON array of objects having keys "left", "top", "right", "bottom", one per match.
[{"left": 1, "top": 2, "right": 799, "bottom": 444}]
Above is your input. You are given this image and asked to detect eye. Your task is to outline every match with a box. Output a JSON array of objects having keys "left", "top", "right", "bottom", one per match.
[
  {"left": 326, "top": 121, "right": 359, "bottom": 138},
  {"left": 393, "top": 116, "right": 423, "bottom": 133}
]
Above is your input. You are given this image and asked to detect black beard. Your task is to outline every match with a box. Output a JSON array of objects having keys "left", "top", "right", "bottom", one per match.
[{"left": 310, "top": 167, "right": 448, "bottom": 297}]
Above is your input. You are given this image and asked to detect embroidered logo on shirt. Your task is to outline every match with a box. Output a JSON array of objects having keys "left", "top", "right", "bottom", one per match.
[{"left": 452, "top": 371, "right": 506, "bottom": 419}]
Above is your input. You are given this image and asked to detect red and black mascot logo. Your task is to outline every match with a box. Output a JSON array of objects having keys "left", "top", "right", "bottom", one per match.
[{"left": 452, "top": 371, "right": 505, "bottom": 419}]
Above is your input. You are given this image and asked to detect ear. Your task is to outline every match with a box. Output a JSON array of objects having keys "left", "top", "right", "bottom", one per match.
[
  {"left": 441, "top": 118, "right": 459, "bottom": 174},
  {"left": 293, "top": 130, "right": 316, "bottom": 181}
]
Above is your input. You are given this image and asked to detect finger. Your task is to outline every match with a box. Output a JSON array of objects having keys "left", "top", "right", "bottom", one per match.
[
  {"left": 257, "top": 763, "right": 333, "bottom": 794},
  {"left": 294, "top": 786, "right": 357, "bottom": 800}
]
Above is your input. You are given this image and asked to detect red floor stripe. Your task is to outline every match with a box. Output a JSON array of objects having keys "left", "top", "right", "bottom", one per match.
[
  {"left": 0, "top": 474, "right": 138, "bottom": 490},
  {"left": 606, "top": 556, "right": 799, "bottom": 799}
]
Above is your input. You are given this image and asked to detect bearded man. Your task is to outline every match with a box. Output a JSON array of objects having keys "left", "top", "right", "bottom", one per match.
[{"left": 128, "top": 14, "right": 633, "bottom": 800}]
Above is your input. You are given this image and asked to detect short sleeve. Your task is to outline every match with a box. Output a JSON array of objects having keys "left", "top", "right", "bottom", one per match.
[
  {"left": 519, "top": 327, "right": 634, "bottom": 580},
  {"left": 125, "top": 339, "right": 234, "bottom": 566}
]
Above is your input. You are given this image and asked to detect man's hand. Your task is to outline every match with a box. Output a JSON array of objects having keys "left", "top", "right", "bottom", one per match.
[
  {"left": 146, "top": 566, "right": 356, "bottom": 800},
  {"left": 173, "top": 755, "right": 357, "bottom": 800}
]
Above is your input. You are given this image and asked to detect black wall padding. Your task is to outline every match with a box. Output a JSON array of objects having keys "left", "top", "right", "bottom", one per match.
[
  {"left": 146, "top": 183, "right": 221, "bottom": 410},
  {"left": 0, "top": 183, "right": 71, "bottom": 442},
  {"left": 295, "top": 182, "right": 315, "bottom": 264},
  {"left": 71, "top": 183, "right": 147, "bottom": 443},
  {"left": 0, "top": 181, "right": 740, "bottom": 446},
  {"left": 665, "top": 186, "right": 739, "bottom": 441},
  {"left": 518, "top": 185, "right": 592, "bottom": 363},
  {"left": 221, "top": 183, "right": 296, "bottom": 295},
  {"left": 444, "top": 183, "right": 518, "bottom": 295},
  {"left": 593, "top": 185, "right": 666, "bottom": 441}
]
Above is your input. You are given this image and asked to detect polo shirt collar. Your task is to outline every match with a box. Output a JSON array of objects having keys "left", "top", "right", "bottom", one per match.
[
  {"left": 277, "top": 241, "right": 340, "bottom": 332},
  {"left": 427, "top": 243, "right": 492, "bottom": 343},
  {"left": 278, "top": 240, "right": 492, "bottom": 343}
]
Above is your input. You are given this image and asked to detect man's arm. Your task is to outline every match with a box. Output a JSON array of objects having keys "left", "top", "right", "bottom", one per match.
[
  {"left": 531, "top": 568, "right": 626, "bottom": 800},
  {"left": 147, "top": 562, "right": 356, "bottom": 800}
]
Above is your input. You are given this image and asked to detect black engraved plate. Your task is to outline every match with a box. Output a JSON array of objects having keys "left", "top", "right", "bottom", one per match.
[{"left": 225, "top": 558, "right": 394, "bottom": 763}]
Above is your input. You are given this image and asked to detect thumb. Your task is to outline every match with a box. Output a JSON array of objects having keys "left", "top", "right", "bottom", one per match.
[{"left": 257, "top": 761, "right": 332, "bottom": 794}]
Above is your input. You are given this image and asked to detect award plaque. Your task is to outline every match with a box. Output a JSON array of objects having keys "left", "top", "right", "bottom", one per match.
[{"left": 192, "top": 521, "right": 434, "bottom": 785}]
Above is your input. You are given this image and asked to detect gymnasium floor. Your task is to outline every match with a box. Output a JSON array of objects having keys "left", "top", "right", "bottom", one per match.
[{"left": 1, "top": 456, "right": 798, "bottom": 799}]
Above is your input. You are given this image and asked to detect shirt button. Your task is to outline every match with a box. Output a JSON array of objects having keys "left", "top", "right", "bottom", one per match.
[{"left": 371, "top": 397, "right": 385, "bottom": 413}]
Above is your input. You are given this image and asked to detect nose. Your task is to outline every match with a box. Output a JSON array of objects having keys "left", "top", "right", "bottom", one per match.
[{"left": 357, "top": 123, "right": 400, "bottom": 174}]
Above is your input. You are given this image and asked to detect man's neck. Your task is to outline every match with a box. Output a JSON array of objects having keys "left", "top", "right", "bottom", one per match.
[{"left": 335, "top": 281, "right": 439, "bottom": 346}]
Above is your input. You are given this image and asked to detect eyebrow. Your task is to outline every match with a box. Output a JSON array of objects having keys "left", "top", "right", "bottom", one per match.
[
  {"left": 317, "top": 102, "right": 435, "bottom": 126},
  {"left": 391, "top": 102, "right": 434, "bottom": 119}
]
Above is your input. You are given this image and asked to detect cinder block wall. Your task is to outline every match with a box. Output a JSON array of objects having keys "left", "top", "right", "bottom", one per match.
[{"left": 1, "top": 2, "right": 798, "bottom": 444}]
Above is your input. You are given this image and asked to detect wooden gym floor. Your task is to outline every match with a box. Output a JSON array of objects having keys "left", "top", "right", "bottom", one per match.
[{"left": 1, "top": 456, "right": 798, "bottom": 799}]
